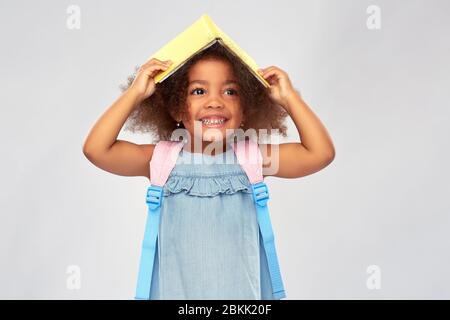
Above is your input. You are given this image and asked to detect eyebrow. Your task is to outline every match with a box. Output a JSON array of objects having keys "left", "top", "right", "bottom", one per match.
[{"left": 188, "top": 80, "right": 238, "bottom": 85}]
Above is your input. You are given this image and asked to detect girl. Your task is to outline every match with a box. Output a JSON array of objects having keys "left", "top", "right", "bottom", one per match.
[{"left": 83, "top": 42, "right": 335, "bottom": 300}]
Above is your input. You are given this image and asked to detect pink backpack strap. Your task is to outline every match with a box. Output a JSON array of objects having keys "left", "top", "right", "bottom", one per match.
[
  {"left": 135, "top": 139, "right": 184, "bottom": 300},
  {"left": 230, "top": 139, "right": 264, "bottom": 184},
  {"left": 150, "top": 140, "right": 185, "bottom": 186}
]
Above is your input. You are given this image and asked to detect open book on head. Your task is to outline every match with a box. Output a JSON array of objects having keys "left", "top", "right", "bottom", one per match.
[{"left": 149, "top": 13, "right": 270, "bottom": 88}]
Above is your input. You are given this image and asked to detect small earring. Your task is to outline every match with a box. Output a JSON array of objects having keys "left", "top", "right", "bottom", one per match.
[
  {"left": 240, "top": 122, "right": 244, "bottom": 127},
  {"left": 176, "top": 122, "right": 180, "bottom": 127}
]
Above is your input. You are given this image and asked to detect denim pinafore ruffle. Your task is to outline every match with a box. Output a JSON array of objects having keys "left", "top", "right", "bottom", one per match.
[{"left": 149, "top": 142, "right": 275, "bottom": 300}]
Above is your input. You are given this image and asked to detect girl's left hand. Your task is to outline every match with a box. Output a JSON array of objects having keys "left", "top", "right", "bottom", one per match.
[{"left": 258, "top": 66, "right": 296, "bottom": 111}]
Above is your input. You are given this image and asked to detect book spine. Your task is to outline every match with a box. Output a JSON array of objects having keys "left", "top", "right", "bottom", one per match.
[{"left": 203, "top": 14, "right": 219, "bottom": 40}]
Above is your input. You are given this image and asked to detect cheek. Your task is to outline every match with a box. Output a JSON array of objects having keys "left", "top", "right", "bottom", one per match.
[
  {"left": 232, "top": 108, "right": 244, "bottom": 122},
  {"left": 183, "top": 104, "right": 198, "bottom": 125}
]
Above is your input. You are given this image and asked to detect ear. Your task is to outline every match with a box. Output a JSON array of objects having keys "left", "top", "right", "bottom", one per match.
[
  {"left": 169, "top": 110, "right": 181, "bottom": 122},
  {"left": 241, "top": 110, "right": 246, "bottom": 123}
]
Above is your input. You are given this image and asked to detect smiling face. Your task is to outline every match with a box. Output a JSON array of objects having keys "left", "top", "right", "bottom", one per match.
[{"left": 179, "top": 58, "right": 245, "bottom": 152}]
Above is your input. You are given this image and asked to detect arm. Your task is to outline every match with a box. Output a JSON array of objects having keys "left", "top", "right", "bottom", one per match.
[
  {"left": 256, "top": 66, "right": 335, "bottom": 179},
  {"left": 82, "top": 58, "right": 172, "bottom": 181},
  {"left": 82, "top": 87, "right": 154, "bottom": 180},
  {"left": 261, "top": 91, "right": 335, "bottom": 178}
]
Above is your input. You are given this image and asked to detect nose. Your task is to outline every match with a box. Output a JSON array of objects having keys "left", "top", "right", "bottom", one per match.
[
  {"left": 205, "top": 102, "right": 224, "bottom": 109},
  {"left": 206, "top": 99, "right": 224, "bottom": 109},
  {"left": 205, "top": 90, "right": 225, "bottom": 109}
]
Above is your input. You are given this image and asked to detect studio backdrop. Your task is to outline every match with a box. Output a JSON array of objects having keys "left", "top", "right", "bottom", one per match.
[{"left": 1, "top": 0, "right": 449, "bottom": 299}]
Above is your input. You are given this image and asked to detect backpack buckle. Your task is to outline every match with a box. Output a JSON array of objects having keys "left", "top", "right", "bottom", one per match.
[
  {"left": 251, "top": 182, "right": 270, "bottom": 207},
  {"left": 146, "top": 185, "right": 163, "bottom": 210}
]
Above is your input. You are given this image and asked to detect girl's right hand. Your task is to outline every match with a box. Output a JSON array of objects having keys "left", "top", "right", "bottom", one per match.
[{"left": 129, "top": 58, "right": 173, "bottom": 101}]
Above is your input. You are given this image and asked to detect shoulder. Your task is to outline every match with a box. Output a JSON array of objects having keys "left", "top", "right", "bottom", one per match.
[
  {"left": 257, "top": 143, "right": 274, "bottom": 178},
  {"left": 84, "top": 140, "right": 157, "bottom": 181},
  {"left": 146, "top": 141, "right": 185, "bottom": 182},
  {"left": 138, "top": 143, "right": 157, "bottom": 182}
]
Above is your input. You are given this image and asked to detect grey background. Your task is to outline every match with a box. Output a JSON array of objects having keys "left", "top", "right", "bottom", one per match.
[{"left": 1, "top": 0, "right": 449, "bottom": 299}]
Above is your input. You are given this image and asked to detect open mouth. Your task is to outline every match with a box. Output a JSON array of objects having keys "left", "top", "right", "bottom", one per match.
[{"left": 198, "top": 116, "right": 229, "bottom": 128}]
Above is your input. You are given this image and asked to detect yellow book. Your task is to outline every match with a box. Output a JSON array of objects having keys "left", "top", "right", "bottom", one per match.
[{"left": 149, "top": 13, "right": 270, "bottom": 88}]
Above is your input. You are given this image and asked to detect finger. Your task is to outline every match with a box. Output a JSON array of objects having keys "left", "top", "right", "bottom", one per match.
[
  {"left": 148, "top": 57, "right": 173, "bottom": 65},
  {"left": 140, "top": 63, "right": 170, "bottom": 76},
  {"left": 140, "top": 59, "right": 172, "bottom": 71},
  {"left": 258, "top": 66, "right": 277, "bottom": 76},
  {"left": 260, "top": 69, "right": 278, "bottom": 79},
  {"left": 148, "top": 64, "right": 170, "bottom": 73},
  {"left": 147, "top": 60, "right": 172, "bottom": 70},
  {"left": 140, "top": 58, "right": 173, "bottom": 71}
]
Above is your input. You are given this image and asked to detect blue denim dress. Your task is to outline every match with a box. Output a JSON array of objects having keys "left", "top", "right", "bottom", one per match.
[{"left": 149, "top": 142, "right": 276, "bottom": 300}]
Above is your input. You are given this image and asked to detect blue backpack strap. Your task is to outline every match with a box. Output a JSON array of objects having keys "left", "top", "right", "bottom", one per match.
[
  {"left": 251, "top": 182, "right": 286, "bottom": 299},
  {"left": 231, "top": 139, "right": 286, "bottom": 299},
  {"left": 135, "top": 140, "right": 184, "bottom": 300}
]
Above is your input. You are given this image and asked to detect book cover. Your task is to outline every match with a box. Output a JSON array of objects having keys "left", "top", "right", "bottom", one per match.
[{"left": 149, "top": 13, "right": 270, "bottom": 88}]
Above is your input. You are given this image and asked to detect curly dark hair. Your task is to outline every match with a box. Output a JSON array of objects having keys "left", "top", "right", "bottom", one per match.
[{"left": 119, "top": 41, "right": 291, "bottom": 142}]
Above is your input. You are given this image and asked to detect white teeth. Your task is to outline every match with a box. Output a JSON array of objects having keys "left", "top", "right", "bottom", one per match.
[{"left": 201, "top": 118, "right": 226, "bottom": 125}]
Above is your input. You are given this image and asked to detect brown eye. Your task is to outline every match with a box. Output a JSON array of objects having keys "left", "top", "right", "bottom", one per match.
[
  {"left": 225, "top": 89, "right": 238, "bottom": 95},
  {"left": 191, "top": 88, "right": 204, "bottom": 95}
]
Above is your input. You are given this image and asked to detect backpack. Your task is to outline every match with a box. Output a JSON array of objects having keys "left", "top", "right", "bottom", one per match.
[{"left": 134, "top": 139, "right": 286, "bottom": 299}]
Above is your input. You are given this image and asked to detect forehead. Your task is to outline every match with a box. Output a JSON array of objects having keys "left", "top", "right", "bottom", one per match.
[{"left": 188, "top": 59, "right": 237, "bottom": 84}]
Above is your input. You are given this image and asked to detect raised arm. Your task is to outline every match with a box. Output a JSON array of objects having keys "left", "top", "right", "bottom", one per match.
[
  {"left": 257, "top": 66, "right": 335, "bottom": 179},
  {"left": 82, "top": 58, "right": 173, "bottom": 180}
]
